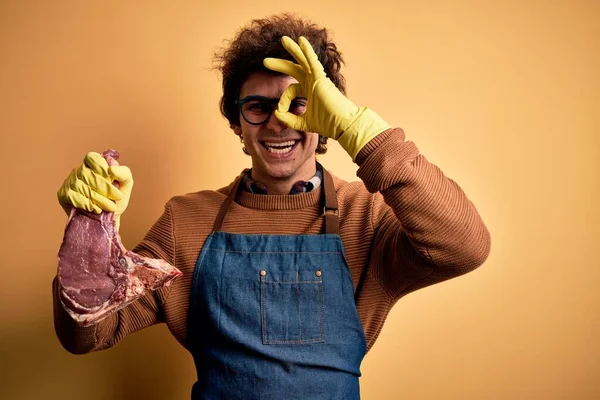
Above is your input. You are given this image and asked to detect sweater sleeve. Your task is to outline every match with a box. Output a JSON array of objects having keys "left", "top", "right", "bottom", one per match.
[
  {"left": 355, "top": 128, "right": 491, "bottom": 299},
  {"left": 52, "top": 203, "right": 176, "bottom": 354}
]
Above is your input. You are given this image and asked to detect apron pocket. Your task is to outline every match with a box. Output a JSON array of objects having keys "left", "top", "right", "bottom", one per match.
[{"left": 260, "top": 269, "right": 325, "bottom": 345}]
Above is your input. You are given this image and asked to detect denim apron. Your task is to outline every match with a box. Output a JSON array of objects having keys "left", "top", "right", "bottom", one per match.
[{"left": 186, "top": 166, "right": 367, "bottom": 400}]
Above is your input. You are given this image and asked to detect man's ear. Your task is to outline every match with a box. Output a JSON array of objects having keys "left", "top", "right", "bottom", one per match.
[{"left": 232, "top": 125, "right": 242, "bottom": 138}]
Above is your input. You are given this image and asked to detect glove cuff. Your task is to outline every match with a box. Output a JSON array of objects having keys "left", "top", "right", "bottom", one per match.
[{"left": 338, "top": 107, "right": 391, "bottom": 160}]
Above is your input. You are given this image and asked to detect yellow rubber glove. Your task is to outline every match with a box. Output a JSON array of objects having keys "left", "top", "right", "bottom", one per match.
[
  {"left": 57, "top": 152, "right": 133, "bottom": 231},
  {"left": 263, "top": 36, "right": 391, "bottom": 160}
]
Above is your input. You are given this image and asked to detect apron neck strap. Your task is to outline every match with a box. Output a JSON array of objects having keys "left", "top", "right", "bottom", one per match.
[
  {"left": 212, "top": 163, "right": 339, "bottom": 235},
  {"left": 212, "top": 169, "right": 247, "bottom": 233},
  {"left": 321, "top": 165, "right": 339, "bottom": 235}
]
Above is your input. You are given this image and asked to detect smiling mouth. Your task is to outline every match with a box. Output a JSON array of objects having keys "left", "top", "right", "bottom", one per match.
[{"left": 260, "top": 140, "right": 300, "bottom": 154}]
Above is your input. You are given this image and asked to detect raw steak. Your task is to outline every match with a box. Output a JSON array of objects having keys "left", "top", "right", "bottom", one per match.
[{"left": 57, "top": 149, "right": 182, "bottom": 326}]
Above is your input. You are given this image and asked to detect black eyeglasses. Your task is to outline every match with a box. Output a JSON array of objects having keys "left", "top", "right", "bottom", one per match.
[{"left": 235, "top": 95, "right": 307, "bottom": 125}]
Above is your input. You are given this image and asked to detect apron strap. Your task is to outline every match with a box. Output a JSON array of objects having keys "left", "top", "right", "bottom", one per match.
[
  {"left": 212, "top": 169, "right": 247, "bottom": 233},
  {"left": 321, "top": 167, "right": 339, "bottom": 235},
  {"left": 212, "top": 163, "right": 339, "bottom": 235}
]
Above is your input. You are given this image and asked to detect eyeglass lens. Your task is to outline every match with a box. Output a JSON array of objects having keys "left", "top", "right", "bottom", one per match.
[{"left": 239, "top": 96, "right": 307, "bottom": 125}]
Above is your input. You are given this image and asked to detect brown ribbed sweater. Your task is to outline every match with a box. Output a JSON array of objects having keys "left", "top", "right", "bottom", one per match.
[{"left": 53, "top": 128, "right": 491, "bottom": 355}]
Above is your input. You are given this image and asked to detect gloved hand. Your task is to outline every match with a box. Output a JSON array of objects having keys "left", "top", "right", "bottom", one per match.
[
  {"left": 57, "top": 151, "right": 133, "bottom": 231},
  {"left": 263, "top": 36, "right": 391, "bottom": 160}
]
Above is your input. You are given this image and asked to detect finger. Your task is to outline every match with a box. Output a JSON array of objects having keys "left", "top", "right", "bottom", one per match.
[
  {"left": 109, "top": 166, "right": 133, "bottom": 199},
  {"left": 84, "top": 152, "right": 111, "bottom": 179},
  {"left": 76, "top": 165, "right": 123, "bottom": 201},
  {"left": 280, "top": 36, "right": 310, "bottom": 73},
  {"left": 273, "top": 109, "right": 305, "bottom": 131},
  {"left": 277, "top": 83, "right": 303, "bottom": 113},
  {"left": 298, "top": 36, "right": 325, "bottom": 77},
  {"left": 60, "top": 167, "right": 79, "bottom": 195},
  {"left": 263, "top": 58, "right": 305, "bottom": 81},
  {"left": 72, "top": 179, "right": 118, "bottom": 212},
  {"left": 109, "top": 165, "right": 133, "bottom": 184},
  {"left": 65, "top": 190, "right": 104, "bottom": 214}
]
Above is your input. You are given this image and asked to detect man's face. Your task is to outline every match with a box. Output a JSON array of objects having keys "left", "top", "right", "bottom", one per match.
[{"left": 233, "top": 71, "right": 319, "bottom": 185}]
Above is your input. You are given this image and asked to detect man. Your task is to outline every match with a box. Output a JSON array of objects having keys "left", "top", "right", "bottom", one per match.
[{"left": 54, "top": 13, "right": 491, "bottom": 400}]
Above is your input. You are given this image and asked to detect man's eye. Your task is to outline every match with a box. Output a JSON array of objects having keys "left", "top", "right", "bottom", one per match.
[
  {"left": 246, "top": 103, "right": 270, "bottom": 113},
  {"left": 291, "top": 100, "right": 306, "bottom": 109},
  {"left": 290, "top": 100, "right": 307, "bottom": 114}
]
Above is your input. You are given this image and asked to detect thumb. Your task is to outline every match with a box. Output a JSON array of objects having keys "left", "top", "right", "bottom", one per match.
[
  {"left": 109, "top": 165, "right": 134, "bottom": 192},
  {"left": 109, "top": 165, "right": 132, "bottom": 182}
]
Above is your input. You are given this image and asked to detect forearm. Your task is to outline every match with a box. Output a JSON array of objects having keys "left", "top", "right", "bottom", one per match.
[
  {"left": 53, "top": 276, "right": 167, "bottom": 354},
  {"left": 356, "top": 128, "right": 491, "bottom": 272},
  {"left": 52, "top": 276, "right": 116, "bottom": 354}
]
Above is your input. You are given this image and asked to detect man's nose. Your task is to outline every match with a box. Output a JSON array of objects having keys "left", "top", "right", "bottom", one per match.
[{"left": 265, "top": 109, "right": 287, "bottom": 133}]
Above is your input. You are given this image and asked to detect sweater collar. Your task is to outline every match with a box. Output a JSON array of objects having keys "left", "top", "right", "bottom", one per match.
[
  {"left": 241, "top": 163, "right": 323, "bottom": 195},
  {"left": 234, "top": 163, "right": 332, "bottom": 211}
]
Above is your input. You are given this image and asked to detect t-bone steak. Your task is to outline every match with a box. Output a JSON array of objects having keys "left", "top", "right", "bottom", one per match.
[{"left": 57, "top": 149, "right": 182, "bottom": 326}]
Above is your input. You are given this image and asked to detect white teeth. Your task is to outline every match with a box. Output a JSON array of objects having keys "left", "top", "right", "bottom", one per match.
[
  {"left": 265, "top": 140, "right": 296, "bottom": 147},
  {"left": 268, "top": 146, "right": 292, "bottom": 154},
  {"left": 264, "top": 140, "right": 297, "bottom": 154}
]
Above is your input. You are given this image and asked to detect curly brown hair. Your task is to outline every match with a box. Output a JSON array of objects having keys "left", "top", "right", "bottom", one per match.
[{"left": 213, "top": 13, "right": 346, "bottom": 155}]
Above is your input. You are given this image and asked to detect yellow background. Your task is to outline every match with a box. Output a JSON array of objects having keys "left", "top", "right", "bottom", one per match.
[{"left": 1, "top": 0, "right": 598, "bottom": 399}]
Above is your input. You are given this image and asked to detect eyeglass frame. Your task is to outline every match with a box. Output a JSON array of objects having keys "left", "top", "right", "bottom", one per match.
[{"left": 235, "top": 95, "right": 307, "bottom": 126}]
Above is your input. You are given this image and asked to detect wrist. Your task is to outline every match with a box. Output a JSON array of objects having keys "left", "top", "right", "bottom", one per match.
[{"left": 337, "top": 107, "right": 391, "bottom": 160}]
